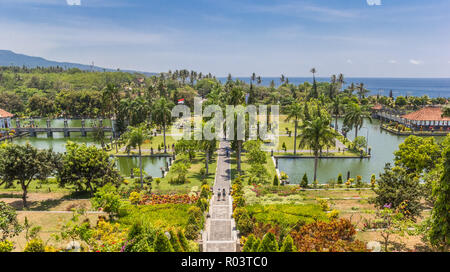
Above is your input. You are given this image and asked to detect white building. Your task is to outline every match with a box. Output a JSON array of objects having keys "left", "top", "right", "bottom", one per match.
[{"left": 0, "top": 108, "right": 14, "bottom": 130}]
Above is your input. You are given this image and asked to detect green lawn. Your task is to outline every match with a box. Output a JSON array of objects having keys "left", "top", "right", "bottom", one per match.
[{"left": 154, "top": 152, "right": 217, "bottom": 194}]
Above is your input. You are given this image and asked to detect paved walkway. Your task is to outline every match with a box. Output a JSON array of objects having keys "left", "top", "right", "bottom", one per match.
[{"left": 203, "top": 141, "right": 238, "bottom": 252}]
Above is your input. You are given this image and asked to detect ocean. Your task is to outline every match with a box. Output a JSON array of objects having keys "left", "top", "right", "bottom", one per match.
[{"left": 217, "top": 77, "right": 450, "bottom": 98}]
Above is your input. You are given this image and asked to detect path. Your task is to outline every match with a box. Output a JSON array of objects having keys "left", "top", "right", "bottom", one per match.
[{"left": 202, "top": 141, "right": 238, "bottom": 252}]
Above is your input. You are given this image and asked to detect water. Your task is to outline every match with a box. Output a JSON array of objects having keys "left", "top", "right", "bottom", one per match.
[
  {"left": 278, "top": 119, "right": 423, "bottom": 184},
  {"left": 218, "top": 77, "right": 450, "bottom": 98},
  {"left": 11, "top": 118, "right": 112, "bottom": 128},
  {"left": 9, "top": 118, "right": 164, "bottom": 178},
  {"left": 115, "top": 156, "right": 167, "bottom": 178}
]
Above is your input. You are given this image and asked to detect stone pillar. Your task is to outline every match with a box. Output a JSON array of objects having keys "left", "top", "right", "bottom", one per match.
[
  {"left": 46, "top": 119, "right": 53, "bottom": 137},
  {"left": 82, "top": 119, "right": 87, "bottom": 137},
  {"left": 64, "top": 119, "right": 70, "bottom": 137}
]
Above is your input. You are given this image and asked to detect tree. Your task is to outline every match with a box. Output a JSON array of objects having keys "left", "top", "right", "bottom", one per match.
[
  {"left": 300, "top": 173, "right": 309, "bottom": 188},
  {"left": 58, "top": 142, "right": 122, "bottom": 195},
  {"left": 372, "top": 164, "right": 423, "bottom": 218},
  {"left": 228, "top": 86, "right": 245, "bottom": 173},
  {"left": 0, "top": 143, "right": 60, "bottom": 208},
  {"left": 309, "top": 68, "right": 318, "bottom": 99},
  {"left": 344, "top": 103, "right": 371, "bottom": 138},
  {"left": 153, "top": 231, "right": 174, "bottom": 252},
  {"left": 331, "top": 95, "right": 344, "bottom": 131},
  {"left": 280, "top": 234, "right": 297, "bottom": 252},
  {"left": 0, "top": 201, "right": 23, "bottom": 241},
  {"left": 122, "top": 125, "right": 151, "bottom": 188},
  {"left": 394, "top": 136, "right": 440, "bottom": 175},
  {"left": 428, "top": 145, "right": 450, "bottom": 251},
  {"left": 273, "top": 174, "right": 280, "bottom": 186},
  {"left": 298, "top": 112, "right": 337, "bottom": 182},
  {"left": 243, "top": 234, "right": 256, "bottom": 252},
  {"left": 285, "top": 103, "right": 303, "bottom": 155},
  {"left": 175, "top": 140, "right": 198, "bottom": 161},
  {"left": 356, "top": 83, "right": 369, "bottom": 100},
  {"left": 152, "top": 97, "right": 174, "bottom": 153},
  {"left": 91, "top": 184, "right": 122, "bottom": 219},
  {"left": 257, "top": 232, "right": 278, "bottom": 252}
]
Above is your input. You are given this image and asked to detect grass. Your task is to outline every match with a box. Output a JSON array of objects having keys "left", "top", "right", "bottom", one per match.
[
  {"left": 246, "top": 203, "right": 328, "bottom": 226},
  {"left": 0, "top": 178, "right": 73, "bottom": 194},
  {"left": 119, "top": 203, "right": 193, "bottom": 229},
  {"left": 230, "top": 152, "right": 277, "bottom": 181},
  {"left": 153, "top": 152, "right": 217, "bottom": 194}
]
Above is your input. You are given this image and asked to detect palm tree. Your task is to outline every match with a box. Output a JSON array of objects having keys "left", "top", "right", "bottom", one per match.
[
  {"left": 285, "top": 103, "right": 303, "bottom": 155},
  {"left": 331, "top": 95, "right": 344, "bottom": 131},
  {"left": 228, "top": 86, "right": 245, "bottom": 174},
  {"left": 152, "top": 97, "right": 174, "bottom": 153},
  {"left": 357, "top": 83, "right": 370, "bottom": 100},
  {"left": 344, "top": 103, "right": 372, "bottom": 138},
  {"left": 123, "top": 126, "right": 151, "bottom": 188},
  {"left": 329, "top": 75, "right": 337, "bottom": 99},
  {"left": 102, "top": 83, "right": 121, "bottom": 118},
  {"left": 298, "top": 115, "right": 337, "bottom": 182},
  {"left": 310, "top": 68, "right": 318, "bottom": 99},
  {"left": 337, "top": 74, "right": 345, "bottom": 93}
]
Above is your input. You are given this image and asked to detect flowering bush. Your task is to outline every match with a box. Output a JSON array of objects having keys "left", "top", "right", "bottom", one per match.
[{"left": 140, "top": 194, "right": 199, "bottom": 205}]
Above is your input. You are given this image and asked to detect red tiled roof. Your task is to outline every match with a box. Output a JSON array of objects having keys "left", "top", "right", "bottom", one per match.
[
  {"left": 0, "top": 108, "right": 14, "bottom": 118},
  {"left": 402, "top": 107, "right": 450, "bottom": 121},
  {"left": 372, "top": 104, "right": 383, "bottom": 110}
]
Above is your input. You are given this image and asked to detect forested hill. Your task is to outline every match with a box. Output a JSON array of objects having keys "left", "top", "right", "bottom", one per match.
[{"left": 0, "top": 50, "right": 155, "bottom": 75}]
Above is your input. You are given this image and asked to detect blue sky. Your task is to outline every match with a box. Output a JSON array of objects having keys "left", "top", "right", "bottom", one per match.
[{"left": 1, "top": 0, "right": 449, "bottom": 77}]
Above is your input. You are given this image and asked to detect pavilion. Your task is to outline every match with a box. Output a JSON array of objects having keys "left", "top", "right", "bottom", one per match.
[
  {"left": 400, "top": 106, "right": 450, "bottom": 131},
  {"left": 0, "top": 108, "right": 14, "bottom": 130}
]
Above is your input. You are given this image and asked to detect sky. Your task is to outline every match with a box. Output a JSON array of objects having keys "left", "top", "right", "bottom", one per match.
[{"left": 0, "top": 0, "right": 450, "bottom": 77}]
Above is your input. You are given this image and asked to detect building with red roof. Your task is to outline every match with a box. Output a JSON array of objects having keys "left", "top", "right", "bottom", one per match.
[
  {"left": 0, "top": 108, "right": 14, "bottom": 130},
  {"left": 400, "top": 106, "right": 450, "bottom": 130}
]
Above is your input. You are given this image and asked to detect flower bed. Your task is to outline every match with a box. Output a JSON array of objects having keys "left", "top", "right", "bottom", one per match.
[{"left": 140, "top": 194, "right": 199, "bottom": 205}]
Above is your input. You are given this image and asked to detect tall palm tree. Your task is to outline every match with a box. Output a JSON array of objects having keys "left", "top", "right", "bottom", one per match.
[
  {"left": 228, "top": 86, "right": 245, "bottom": 174},
  {"left": 344, "top": 103, "right": 372, "bottom": 138},
  {"left": 152, "top": 97, "right": 174, "bottom": 153},
  {"left": 298, "top": 115, "right": 337, "bottom": 182},
  {"left": 285, "top": 103, "right": 303, "bottom": 155},
  {"left": 123, "top": 126, "right": 151, "bottom": 188},
  {"left": 357, "top": 83, "right": 370, "bottom": 100},
  {"left": 310, "top": 68, "right": 318, "bottom": 99},
  {"left": 337, "top": 74, "right": 345, "bottom": 93},
  {"left": 331, "top": 95, "right": 344, "bottom": 131},
  {"left": 329, "top": 75, "right": 337, "bottom": 99}
]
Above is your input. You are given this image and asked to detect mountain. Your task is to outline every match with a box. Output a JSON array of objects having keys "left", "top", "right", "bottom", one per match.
[{"left": 0, "top": 50, "right": 156, "bottom": 76}]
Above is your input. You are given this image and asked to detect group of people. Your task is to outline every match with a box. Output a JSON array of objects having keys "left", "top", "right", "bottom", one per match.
[{"left": 217, "top": 188, "right": 227, "bottom": 201}]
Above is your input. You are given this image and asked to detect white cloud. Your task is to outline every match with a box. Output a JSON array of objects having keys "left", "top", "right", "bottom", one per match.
[
  {"left": 388, "top": 60, "right": 397, "bottom": 64},
  {"left": 409, "top": 59, "right": 423, "bottom": 65},
  {"left": 66, "top": 0, "right": 81, "bottom": 6},
  {"left": 346, "top": 59, "right": 353, "bottom": 64},
  {"left": 367, "top": 0, "right": 382, "bottom": 6}
]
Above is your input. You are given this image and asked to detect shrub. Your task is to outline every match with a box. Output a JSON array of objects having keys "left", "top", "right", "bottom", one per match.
[
  {"left": 236, "top": 213, "right": 254, "bottom": 236},
  {"left": 177, "top": 229, "right": 189, "bottom": 251},
  {"left": 356, "top": 176, "right": 363, "bottom": 187},
  {"left": 242, "top": 234, "right": 256, "bottom": 252},
  {"left": 257, "top": 232, "right": 278, "bottom": 252},
  {"left": 91, "top": 183, "right": 122, "bottom": 218},
  {"left": 24, "top": 239, "right": 45, "bottom": 252},
  {"left": 327, "top": 209, "right": 340, "bottom": 220},
  {"left": 184, "top": 224, "right": 200, "bottom": 240},
  {"left": 153, "top": 231, "right": 174, "bottom": 252},
  {"left": 337, "top": 173, "right": 343, "bottom": 185},
  {"left": 169, "top": 229, "right": 183, "bottom": 252},
  {"left": 273, "top": 174, "right": 280, "bottom": 186},
  {"left": 317, "top": 198, "right": 330, "bottom": 211},
  {"left": 129, "top": 192, "right": 142, "bottom": 205},
  {"left": 370, "top": 174, "right": 376, "bottom": 188},
  {"left": 252, "top": 238, "right": 261, "bottom": 252},
  {"left": 195, "top": 198, "right": 208, "bottom": 212},
  {"left": 300, "top": 173, "right": 308, "bottom": 188},
  {"left": 280, "top": 235, "right": 297, "bottom": 252},
  {"left": 200, "top": 185, "right": 210, "bottom": 199},
  {"left": 0, "top": 240, "right": 14, "bottom": 252},
  {"left": 0, "top": 201, "right": 23, "bottom": 241}
]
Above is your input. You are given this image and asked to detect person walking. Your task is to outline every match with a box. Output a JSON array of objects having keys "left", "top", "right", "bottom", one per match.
[
  {"left": 222, "top": 188, "right": 226, "bottom": 201},
  {"left": 217, "top": 188, "right": 221, "bottom": 201}
]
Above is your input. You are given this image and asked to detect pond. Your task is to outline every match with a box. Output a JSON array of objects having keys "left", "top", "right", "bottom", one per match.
[
  {"left": 11, "top": 118, "right": 112, "bottom": 128},
  {"left": 9, "top": 119, "right": 166, "bottom": 178},
  {"left": 278, "top": 119, "right": 415, "bottom": 184}
]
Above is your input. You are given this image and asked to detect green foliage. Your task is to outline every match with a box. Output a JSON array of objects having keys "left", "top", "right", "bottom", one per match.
[
  {"left": 58, "top": 141, "right": 122, "bottom": 194},
  {"left": 177, "top": 229, "right": 189, "bottom": 252},
  {"left": 394, "top": 136, "right": 440, "bottom": 175},
  {"left": 273, "top": 174, "right": 280, "bottom": 186},
  {"left": 372, "top": 164, "right": 423, "bottom": 218},
  {"left": 23, "top": 239, "right": 45, "bottom": 252},
  {"left": 300, "top": 173, "right": 309, "bottom": 188},
  {"left": 337, "top": 173, "right": 343, "bottom": 185},
  {"left": 0, "top": 201, "right": 23, "bottom": 241},
  {"left": 280, "top": 234, "right": 297, "bottom": 252},
  {"left": 0, "top": 240, "right": 14, "bottom": 252},
  {"left": 257, "top": 232, "right": 278, "bottom": 252},
  {"left": 242, "top": 234, "right": 256, "bottom": 252},
  {"left": 352, "top": 136, "right": 367, "bottom": 151},
  {"left": 153, "top": 231, "right": 174, "bottom": 252},
  {"left": 91, "top": 184, "right": 123, "bottom": 218},
  {"left": 246, "top": 204, "right": 327, "bottom": 227},
  {"left": 0, "top": 143, "right": 60, "bottom": 208},
  {"left": 169, "top": 229, "right": 183, "bottom": 252},
  {"left": 429, "top": 145, "right": 450, "bottom": 251}
]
